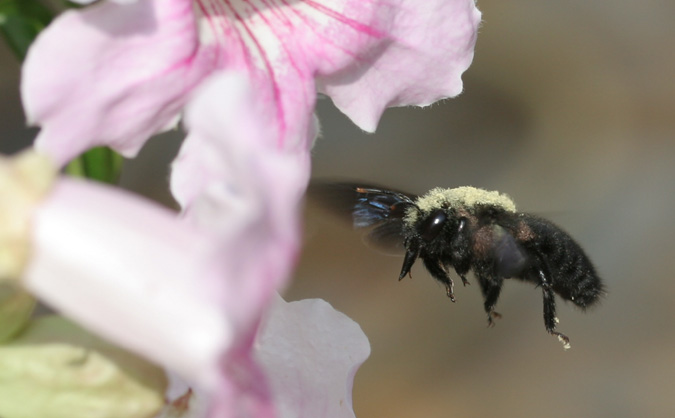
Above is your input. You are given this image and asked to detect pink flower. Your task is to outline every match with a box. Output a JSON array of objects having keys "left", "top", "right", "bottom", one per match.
[
  {"left": 0, "top": 71, "right": 367, "bottom": 417},
  {"left": 22, "top": 0, "right": 481, "bottom": 166},
  {"left": 18, "top": 176, "right": 367, "bottom": 417}
]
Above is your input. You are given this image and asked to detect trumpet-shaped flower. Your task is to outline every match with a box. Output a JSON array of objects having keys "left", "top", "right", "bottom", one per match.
[
  {"left": 2, "top": 166, "right": 368, "bottom": 417},
  {"left": 1, "top": 71, "right": 368, "bottom": 417},
  {"left": 22, "top": 0, "right": 481, "bottom": 166}
]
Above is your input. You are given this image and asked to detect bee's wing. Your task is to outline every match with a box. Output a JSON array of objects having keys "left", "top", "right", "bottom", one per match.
[
  {"left": 308, "top": 182, "right": 418, "bottom": 254},
  {"left": 363, "top": 217, "right": 410, "bottom": 254},
  {"left": 491, "top": 225, "right": 528, "bottom": 278}
]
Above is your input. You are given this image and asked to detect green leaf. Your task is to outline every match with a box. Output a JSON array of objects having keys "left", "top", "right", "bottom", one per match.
[
  {"left": 0, "top": 284, "right": 35, "bottom": 342},
  {"left": 0, "top": 315, "right": 168, "bottom": 418},
  {"left": 0, "top": 0, "right": 53, "bottom": 60},
  {"left": 65, "top": 147, "right": 125, "bottom": 184}
]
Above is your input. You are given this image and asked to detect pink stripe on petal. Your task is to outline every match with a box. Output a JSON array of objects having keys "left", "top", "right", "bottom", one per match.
[
  {"left": 303, "top": 0, "right": 387, "bottom": 38},
  {"left": 27, "top": 0, "right": 479, "bottom": 166},
  {"left": 22, "top": 0, "right": 218, "bottom": 166},
  {"left": 195, "top": 0, "right": 380, "bottom": 152},
  {"left": 195, "top": 0, "right": 478, "bottom": 149}
]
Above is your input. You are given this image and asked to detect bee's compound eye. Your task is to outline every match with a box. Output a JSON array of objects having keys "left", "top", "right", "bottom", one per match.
[{"left": 420, "top": 209, "right": 447, "bottom": 242}]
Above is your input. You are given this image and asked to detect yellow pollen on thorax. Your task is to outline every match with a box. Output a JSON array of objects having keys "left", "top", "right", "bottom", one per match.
[{"left": 406, "top": 186, "right": 517, "bottom": 223}]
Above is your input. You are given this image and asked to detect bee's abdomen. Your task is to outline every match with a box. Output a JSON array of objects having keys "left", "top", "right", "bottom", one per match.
[
  {"left": 519, "top": 214, "right": 604, "bottom": 308},
  {"left": 556, "top": 254, "right": 603, "bottom": 308}
]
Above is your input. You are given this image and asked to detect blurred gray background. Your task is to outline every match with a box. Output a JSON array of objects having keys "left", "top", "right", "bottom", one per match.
[{"left": 2, "top": 0, "right": 675, "bottom": 417}]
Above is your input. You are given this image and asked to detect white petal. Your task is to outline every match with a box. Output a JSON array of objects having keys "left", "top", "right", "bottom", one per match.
[{"left": 255, "top": 295, "right": 371, "bottom": 418}]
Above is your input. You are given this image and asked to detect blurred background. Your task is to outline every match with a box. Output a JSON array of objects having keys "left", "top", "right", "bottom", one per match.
[{"left": 2, "top": 0, "right": 675, "bottom": 417}]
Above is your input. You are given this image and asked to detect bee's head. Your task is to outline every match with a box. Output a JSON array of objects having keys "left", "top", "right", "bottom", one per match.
[{"left": 417, "top": 207, "right": 466, "bottom": 246}]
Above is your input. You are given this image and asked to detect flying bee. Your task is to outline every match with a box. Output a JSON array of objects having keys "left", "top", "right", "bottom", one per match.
[{"left": 310, "top": 182, "right": 605, "bottom": 349}]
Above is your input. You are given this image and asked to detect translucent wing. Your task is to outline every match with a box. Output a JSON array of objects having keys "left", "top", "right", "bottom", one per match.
[
  {"left": 491, "top": 225, "right": 528, "bottom": 278},
  {"left": 308, "top": 182, "right": 418, "bottom": 253}
]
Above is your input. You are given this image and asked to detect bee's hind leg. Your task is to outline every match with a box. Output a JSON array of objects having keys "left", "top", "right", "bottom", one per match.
[{"left": 537, "top": 267, "right": 571, "bottom": 349}]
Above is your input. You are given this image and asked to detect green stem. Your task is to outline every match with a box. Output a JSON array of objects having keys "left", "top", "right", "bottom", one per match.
[{"left": 65, "top": 147, "right": 125, "bottom": 185}]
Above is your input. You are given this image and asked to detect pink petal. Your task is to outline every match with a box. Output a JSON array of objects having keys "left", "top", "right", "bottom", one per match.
[
  {"left": 22, "top": 0, "right": 218, "bottom": 166},
  {"left": 22, "top": 70, "right": 310, "bottom": 417},
  {"left": 209, "top": 332, "right": 277, "bottom": 418},
  {"left": 196, "top": 0, "right": 479, "bottom": 149},
  {"left": 255, "top": 295, "right": 371, "bottom": 418},
  {"left": 172, "top": 71, "right": 310, "bottom": 417},
  {"left": 203, "top": 295, "right": 371, "bottom": 418},
  {"left": 23, "top": 178, "right": 231, "bottom": 389},
  {"left": 315, "top": 0, "right": 482, "bottom": 131},
  {"left": 170, "top": 71, "right": 293, "bottom": 209},
  {"left": 198, "top": 0, "right": 384, "bottom": 151},
  {"left": 172, "top": 71, "right": 309, "bottom": 331}
]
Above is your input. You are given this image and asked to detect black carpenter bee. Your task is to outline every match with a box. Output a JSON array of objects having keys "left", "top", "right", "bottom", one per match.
[{"left": 310, "top": 182, "right": 604, "bottom": 349}]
